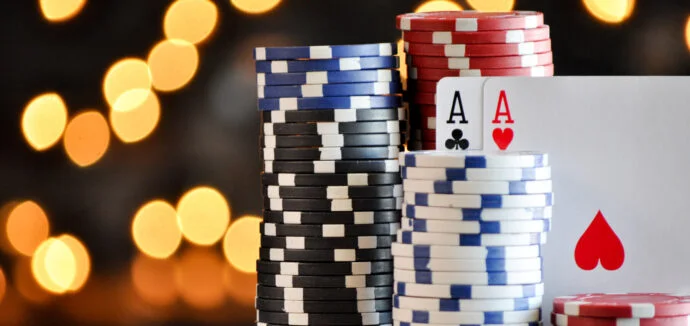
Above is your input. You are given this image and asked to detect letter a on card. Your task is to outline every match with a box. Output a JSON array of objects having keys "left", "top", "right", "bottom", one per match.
[{"left": 434, "top": 77, "right": 487, "bottom": 151}]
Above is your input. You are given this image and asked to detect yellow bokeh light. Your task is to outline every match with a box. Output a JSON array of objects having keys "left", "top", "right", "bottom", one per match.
[
  {"left": 397, "top": 39, "right": 407, "bottom": 83},
  {"left": 110, "top": 90, "right": 161, "bottom": 143},
  {"left": 5, "top": 200, "right": 50, "bottom": 257},
  {"left": 467, "top": 0, "right": 514, "bottom": 11},
  {"left": 231, "top": 0, "right": 281, "bottom": 14},
  {"left": 174, "top": 248, "right": 226, "bottom": 309},
  {"left": 21, "top": 93, "right": 68, "bottom": 151},
  {"left": 57, "top": 234, "right": 90, "bottom": 292},
  {"left": 39, "top": 0, "right": 86, "bottom": 22},
  {"left": 164, "top": 0, "right": 218, "bottom": 45},
  {"left": 415, "top": 0, "right": 463, "bottom": 12},
  {"left": 222, "top": 216, "right": 260, "bottom": 273},
  {"left": 176, "top": 186, "right": 230, "bottom": 246},
  {"left": 102, "top": 58, "right": 152, "bottom": 112},
  {"left": 147, "top": 39, "right": 199, "bottom": 92},
  {"left": 31, "top": 238, "right": 66, "bottom": 294},
  {"left": 685, "top": 16, "right": 690, "bottom": 52},
  {"left": 131, "top": 200, "right": 182, "bottom": 259},
  {"left": 582, "top": 0, "right": 634, "bottom": 23},
  {"left": 43, "top": 238, "right": 77, "bottom": 292},
  {"left": 131, "top": 254, "right": 177, "bottom": 306},
  {"left": 63, "top": 110, "right": 110, "bottom": 167}
]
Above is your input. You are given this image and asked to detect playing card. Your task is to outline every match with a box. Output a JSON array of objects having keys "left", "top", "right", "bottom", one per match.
[
  {"left": 434, "top": 77, "right": 487, "bottom": 150},
  {"left": 470, "top": 76, "right": 690, "bottom": 320}
]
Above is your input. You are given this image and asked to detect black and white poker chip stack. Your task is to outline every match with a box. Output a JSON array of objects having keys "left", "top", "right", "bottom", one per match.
[{"left": 254, "top": 43, "right": 405, "bottom": 326}]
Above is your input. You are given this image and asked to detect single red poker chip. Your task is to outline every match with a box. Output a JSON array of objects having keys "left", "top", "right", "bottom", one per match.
[
  {"left": 396, "top": 11, "right": 544, "bottom": 32},
  {"left": 407, "top": 81, "right": 439, "bottom": 93},
  {"left": 421, "top": 141, "right": 435, "bottom": 150},
  {"left": 409, "top": 116, "right": 436, "bottom": 130},
  {"left": 406, "top": 52, "right": 553, "bottom": 69},
  {"left": 407, "top": 104, "right": 436, "bottom": 117},
  {"left": 408, "top": 64, "right": 555, "bottom": 80},
  {"left": 551, "top": 313, "right": 690, "bottom": 326},
  {"left": 402, "top": 25, "right": 550, "bottom": 44},
  {"left": 553, "top": 294, "right": 690, "bottom": 318},
  {"left": 404, "top": 39, "right": 552, "bottom": 57}
]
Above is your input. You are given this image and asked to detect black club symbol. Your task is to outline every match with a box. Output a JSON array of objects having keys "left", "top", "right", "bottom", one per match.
[{"left": 445, "top": 129, "right": 469, "bottom": 150}]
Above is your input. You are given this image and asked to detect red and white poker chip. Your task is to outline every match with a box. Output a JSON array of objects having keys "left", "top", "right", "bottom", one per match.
[
  {"left": 396, "top": 11, "right": 544, "bottom": 32},
  {"left": 404, "top": 39, "right": 552, "bottom": 57},
  {"left": 406, "top": 52, "right": 553, "bottom": 70},
  {"left": 402, "top": 25, "right": 550, "bottom": 44},
  {"left": 553, "top": 294, "right": 690, "bottom": 318},
  {"left": 552, "top": 313, "right": 690, "bottom": 326},
  {"left": 408, "top": 65, "right": 554, "bottom": 80}
]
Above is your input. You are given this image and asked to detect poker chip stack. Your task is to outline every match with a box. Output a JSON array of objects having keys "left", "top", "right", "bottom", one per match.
[
  {"left": 552, "top": 293, "right": 690, "bottom": 326},
  {"left": 396, "top": 11, "right": 554, "bottom": 150},
  {"left": 254, "top": 43, "right": 406, "bottom": 326},
  {"left": 392, "top": 151, "right": 553, "bottom": 325}
]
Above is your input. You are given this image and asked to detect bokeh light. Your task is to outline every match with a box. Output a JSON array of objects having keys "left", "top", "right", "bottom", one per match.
[
  {"left": 176, "top": 186, "right": 230, "bottom": 246},
  {"left": 174, "top": 248, "right": 226, "bottom": 309},
  {"left": 63, "top": 110, "right": 110, "bottom": 167},
  {"left": 685, "top": 16, "right": 690, "bottom": 52},
  {"left": 131, "top": 254, "right": 177, "bottom": 306},
  {"left": 222, "top": 216, "right": 261, "bottom": 274},
  {"left": 14, "top": 258, "right": 52, "bottom": 303},
  {"left": 5, "top": 200, "right": 50, "bottom": 257},
  {"left": 0, "top": 267, "right": 6, "bottom": 305},
  {"left": 110, "top": 90, "right": 161, "bottom": 143},
  {"left": 131, "top": 200, "right": 182, "bottom": 259},
  {"left": 415, "top": 0, "right": 463, "bottom": 12},
  {"left": 583, "top": 0, "right": 634, "bottom": 23},
  {"left": 21, "top": 93, "right": 68, "bottom": 151},
  {"left": 57, "top": 234, "right": 90, "bottom": 292},
  {"left": 43, "top": 238, "right": 77, "bottom": 291},
  {"left": 223, "top": 264, "right": 256, "bottom": 305},
  {"left": 31, "top": 238, "right": 66, "bottom": 294},
  {"left": 39, "top": 0, "right": 86, "bottom": 22},
  {"left": 467, "top": 0, "right": 514, "bottom": 11},
  {"left": 397, "top": 39, "right": 407, "bottom": 82},
  {"left": 102, "top": 58, "right": 152, "bottom": 112},
  {"left": 147, "top": 39, "right": 199, "bottom": 92},
  {"left": 231, "top": 0, "right": 282, "bottom": 14},
  {"left": 164, "top": 0, "right": 218, "bottom": 45}
]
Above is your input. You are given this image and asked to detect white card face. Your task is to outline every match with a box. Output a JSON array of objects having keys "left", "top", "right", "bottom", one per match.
[
  {"left": 477, "top": 76, "right": 690, "bottom": 321},
  {"left": 434, "top": 77, "right": 487, "bottom": 150}
]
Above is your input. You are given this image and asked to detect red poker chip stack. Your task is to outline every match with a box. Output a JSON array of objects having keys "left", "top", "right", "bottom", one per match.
[
  {"left": 395, "top": 11, "right": 554, "bottom": 149},
  {"left": 552, "top": 293, "right": 690, "bottom": 326}
]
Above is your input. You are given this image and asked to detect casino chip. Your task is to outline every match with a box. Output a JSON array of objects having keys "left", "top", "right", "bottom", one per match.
[
  {"left": 261, "top": 107, "right": 406, "bottom": 123},
  {"left": 260, "top": 222, "right": 399, "bottom": 237},
  {"left": 264, "top": 159, "right": 401, "bottom": 173},
  {"left": 256, "top": 261, "right": 394, "bottom": 276},
  {"left": 263, "top": 184, "right": 403, "bottom": 199},
  {"left": 257, "top": 95, "right": 403, "bottom": 110},
  {"left": 553, "top": 294, "right": 690, "bottom": 318},
  {"left": 255, "top": 56, "right": 399, "bottom": 73},
  {"left": 256, "top": 285, "right": 394, "bottom": 301},
  {"left": 257, "top": 69, "right": 401, "bottom": 86},
  {"left": 263, "top": 121, "right": 406, "bottom": 135},
  {"left": 254, "top": 43, "right": 396, "bottom": 60},
  {"left": 261, "top": 134, "right": 402, "bottom": 148},
  {"left": 256, "top": 310, "right": 392, "bottom": 325},
  {"left": 263, "top": 210, "right": 401, "bottom": 225},
  {"left": 263, "top": 146, "right": 402, "bottom": 161},
  {"left": 259, "top": 81, "right": 403, "bottom": 99},
  {"left": 257, "top": 273, "right": 394, "bottom": 288},
  {"left": 261, "top": 235, "right": 395, "bottom": 249},
  {"left": 391, "top": 150, "right": 552, "bottom": 326},
  {"left": 397, "top": 12, "right": 553, "bottom": 149},
  {"left": 262, "top": 173, "right": 402, "bottom": 186},
  {"left": 255, "top": 298, "right": 393, "bottom": 313}
]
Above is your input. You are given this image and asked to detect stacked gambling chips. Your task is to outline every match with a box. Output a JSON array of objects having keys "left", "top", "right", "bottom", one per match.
[
  {"left": 392, "top": 151, "right": 552, "bottom": 326},
  {"left": 254, "top": 43, "right": 406, "bottom": 326},
  {"left": 396, "top": 11, "right": 554, "bottom": 150},
  {"left": 552, "top": 293, "right": 690, "bottom": 326}
]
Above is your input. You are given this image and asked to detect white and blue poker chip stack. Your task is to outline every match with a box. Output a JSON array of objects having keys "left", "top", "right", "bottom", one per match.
[
  {"left": 393, "top": 150, "right": 552, "bottom": 326},
  {"left": 254, "top": 43, "right": 406, "bottom": 326}
]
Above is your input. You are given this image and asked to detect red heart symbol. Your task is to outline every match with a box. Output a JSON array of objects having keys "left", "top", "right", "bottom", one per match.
[
  {"left": 492, "top": 128, "right": 513, "bottom": 150},
  {"left": 574, "top": 210, "right": 625, "bottom": 271}
]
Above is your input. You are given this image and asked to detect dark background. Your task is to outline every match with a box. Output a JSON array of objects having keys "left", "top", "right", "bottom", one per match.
[{"left": 0, "top": 0, "right": 688, "bottom": 325}]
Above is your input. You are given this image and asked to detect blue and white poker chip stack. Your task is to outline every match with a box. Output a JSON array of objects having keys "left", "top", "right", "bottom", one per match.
[
  {"left": 254, "top": 43, "right": 406, "bottom": 326},
  {"left": 393, "top": 150, "right": 552, "bottom": 326}
]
